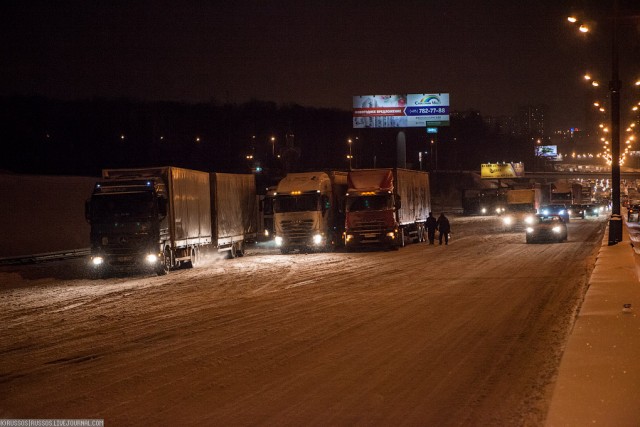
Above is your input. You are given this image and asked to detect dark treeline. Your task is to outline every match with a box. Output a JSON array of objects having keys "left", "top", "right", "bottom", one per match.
[{"left": 0, "top": 96, "right": 533, "bottom": 180}]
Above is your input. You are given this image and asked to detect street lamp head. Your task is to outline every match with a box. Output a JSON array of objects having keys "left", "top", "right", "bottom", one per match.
[
  {"left": 567, "top": 16, "right": 577, "bottom": 23},
  {"left": 579, "top": 24, "right": 589, "bottom": 33}
]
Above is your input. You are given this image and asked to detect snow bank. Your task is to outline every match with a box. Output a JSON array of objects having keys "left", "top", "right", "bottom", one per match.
[{"left": 0, "top": 173, "right": 98, "bottom": 257}]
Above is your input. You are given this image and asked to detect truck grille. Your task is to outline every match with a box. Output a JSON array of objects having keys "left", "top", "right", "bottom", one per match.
[
  {"left": 280, "top": 219, "right": 314, "bottom": 243},
  {"left": 98, "top": 233, "right": 153, "bottom": 265},
  {"left": 350, "top": 219, "right": 386, "bottom": 234}
]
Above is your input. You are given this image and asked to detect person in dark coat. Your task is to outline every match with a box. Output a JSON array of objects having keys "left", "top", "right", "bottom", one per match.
[
  {"left": 425, "top": 212, "right": 437, "bottom": 245},
  {"left": 436, "top": 213, "right": 451, "bottom": 245}
]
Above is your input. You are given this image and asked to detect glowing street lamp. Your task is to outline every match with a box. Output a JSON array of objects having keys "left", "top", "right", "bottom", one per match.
[{"left": 567, "top": 5, "right": 624, "bottom": 244}]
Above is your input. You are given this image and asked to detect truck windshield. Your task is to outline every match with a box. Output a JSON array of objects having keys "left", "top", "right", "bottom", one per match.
[
  {"left": 91, "top": 192, "right": 156, "bottom": 222},
  {"left": 274, "top": 194, "right": 320, "bottom": 213},
  {"left": 347, "top": 194, "right": 393, "bottom": 212}
]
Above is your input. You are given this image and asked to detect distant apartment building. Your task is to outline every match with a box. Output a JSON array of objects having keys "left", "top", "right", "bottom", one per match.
[{"left": 517, "top": 104, "right": 549, "bottom": 138}]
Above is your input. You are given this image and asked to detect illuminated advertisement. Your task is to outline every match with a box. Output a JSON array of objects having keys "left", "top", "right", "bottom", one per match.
[
  {"left": 535, "top": 145, "right": 558, "bottom": 158},
  {"left": 353, "top": 93, "right": 450, "bottom": 128},
  {"left": 481, "top": 162, "right": 525, "bottom": 179}
]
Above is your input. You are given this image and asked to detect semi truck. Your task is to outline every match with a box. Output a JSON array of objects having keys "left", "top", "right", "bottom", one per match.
[
  {"left": 550, "top": 181, "right": 573, "bottom": 205},
  {"left": 344, "top": 168, "right": 430, "bottom": 249},
  {"left": 273, "top": 171, "right": 348, "bottom": 253},
  {"left": 461, "top": 188, "right": 507, "bottom": 216},
  {"left": 501, "top": 188, "right": 542, "bottom": 231},
  {"left": 85, "top": 167, "right": 256, "bottom": 277}
]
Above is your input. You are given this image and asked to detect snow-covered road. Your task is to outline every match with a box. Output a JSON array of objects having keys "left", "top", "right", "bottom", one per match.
[{"left": 0, "top": 215, "right": 607, "bottom": 425}]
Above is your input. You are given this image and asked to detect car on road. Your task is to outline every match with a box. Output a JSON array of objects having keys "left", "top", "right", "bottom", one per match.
[
  {"left": 627, "top": 204, "right": 640, "bottom": 222},
  {"left": 540, "top": 204, "right": 570, "bottom": 223},
  {"left": 525, "top": 214, "right": 568, "bottom": 243},
  {"left": 581, "top": 204, "right": 602, "bottom": 217},
  {"left": 569, "top": 204, "right": 585, "bottom": 219}
]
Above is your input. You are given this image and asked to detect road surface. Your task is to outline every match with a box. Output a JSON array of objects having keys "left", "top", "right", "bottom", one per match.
[{"left": 0, "top": 214, "right": 607, "bottom": 425}]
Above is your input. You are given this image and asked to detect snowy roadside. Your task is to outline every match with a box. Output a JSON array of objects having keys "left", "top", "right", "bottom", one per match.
[{"left": 545, "top": 215, "right": 640, "bottom": 426}]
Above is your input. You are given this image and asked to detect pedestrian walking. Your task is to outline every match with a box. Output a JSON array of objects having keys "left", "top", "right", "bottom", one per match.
[
  {"left": 425, "top": 211, "right": 437, "bottom": 244},
  {"left": 436, "top": 213, "right": 451, "bottom": 245}
]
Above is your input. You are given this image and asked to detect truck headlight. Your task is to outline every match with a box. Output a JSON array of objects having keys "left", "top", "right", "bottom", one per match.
[
  {"left": 313, "top": 234, "right": 323, "bottom": 245},
  {"left": 552, "top": 226, "right": 562, "bottom": 233},
  {"left": 524, "top": 216, "right": 534, "bottom": 225},
  {"left": 526, "top": 227, "right": 534, "bottom": 233},
  {"left": 345, "top": 234, "right": 354, "bottom": 243},
  {"left": 145, "top": 254, "right": 158, "bottom": 264},
  {"left": 386, "top": 232, "right": 395, "bottom": 238},
  {"left": 481, "top": 208, "right": 487, "bottom": 214},
  {"left": 91, "top": 256, "right": 104, "bottom": 266},
  {"left": 503, "top": 216, "right": 513, "bottom": 225},
  {"left": 264, "top": 229, "right": 270, "bottom": 237},
  {"left": 274, "top": 236, "right": 283, "bottom": 246}
]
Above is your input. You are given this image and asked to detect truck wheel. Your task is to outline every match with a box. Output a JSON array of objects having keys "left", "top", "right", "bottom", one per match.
[
  {"left": 227, "top": 244, "right": 237, "bottom": 259},
  {"left": 185, "top": 246, "right": 199, "bottom": 268},
  {"left": 236, "top": 241, "right": 245, "bottom": 257},
  {"left": 157, "top": 248, "right": 171, "bottom": 275}
]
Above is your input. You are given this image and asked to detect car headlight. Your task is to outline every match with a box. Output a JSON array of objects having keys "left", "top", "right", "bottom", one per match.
[
  {"left": 91, "top": 256, "right": 104, "bottom": 266},
  {"left": 552, "top": 226, "right": 562, "bottom": 233},
  {"left": 481, "top": 208, "right": 487, "bottom": 214},
  {"left": 313, "top": 234, "right": 323, "bottom": 245},
  {"left": 526, "top": 227, "right": 534, "bottom": 233},
  {"left": 559, "top": 209, "right": 566, "bottom": 215},
  {"left": 274, "top": 236, "right": 283, "bottom": 246},
  {"left": 145, "top": 253, "right": 158, "bottom": 264},
  {"left": 542, "top": 209, "right": 550, "bottom": 215}
]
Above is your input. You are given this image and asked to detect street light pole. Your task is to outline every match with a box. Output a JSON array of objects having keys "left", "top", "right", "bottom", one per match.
[{"left": 608, "top": 0, "right": 623, "bottom": 245}]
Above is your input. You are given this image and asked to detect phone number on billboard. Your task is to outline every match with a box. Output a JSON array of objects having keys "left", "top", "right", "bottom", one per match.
[{"left": 405, "top": 106, "right": 449, "bottom": 116}]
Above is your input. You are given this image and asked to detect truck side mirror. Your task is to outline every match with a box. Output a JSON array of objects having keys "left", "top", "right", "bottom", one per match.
[
  {"left": 158, "top": 197, "right": 168, "bottom": 218},
  {"left": 84, "top": 200, "right": 92, "bottom": 223},
  {"left": 395, "top": 196, "right": 402, "bottom": 210},
  {"left": 321, "top": 195, "right": 329, "bottom": 216}
]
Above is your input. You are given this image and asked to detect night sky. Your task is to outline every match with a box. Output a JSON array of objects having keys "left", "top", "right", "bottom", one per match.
[{"left": 2, "top": 0, "right": 639, "bottom": 129}]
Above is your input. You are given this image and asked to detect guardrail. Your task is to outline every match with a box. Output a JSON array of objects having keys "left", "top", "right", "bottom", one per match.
[{"left": 0, "top": 248, "right": 90, "bottom": 266}]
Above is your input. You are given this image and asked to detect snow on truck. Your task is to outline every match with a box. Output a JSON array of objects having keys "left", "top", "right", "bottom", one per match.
[
  {"left": 273, "top": 171, "right": 348, "bottom": 253},
  {"left": 502, "top": 188, "right": 542, "bottom": 231},
  {"left": 344, "top": 168, "right": 430, "bottom": 249},
  {"left": 85, "top": 167, "right": 257, "bottom": 277}
]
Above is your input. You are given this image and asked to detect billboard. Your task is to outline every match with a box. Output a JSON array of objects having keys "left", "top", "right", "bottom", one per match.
[
  {"left": 535, "top": 145, "right": 558, "bottom": 158},
  {"left": 481, "top": 162, "right": 525, "bottom": 179},
  {"left": 353, "top": 93, "right": 450, "bottom": 128}
]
